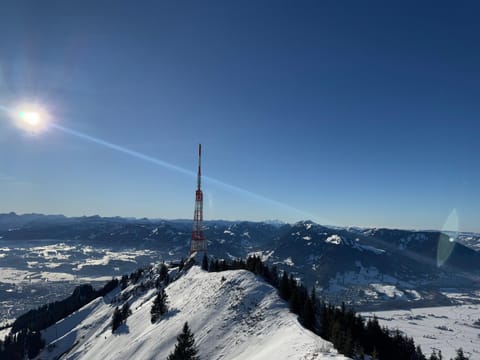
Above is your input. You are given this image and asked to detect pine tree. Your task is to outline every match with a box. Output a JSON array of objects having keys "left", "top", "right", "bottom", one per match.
[
  {"left": 289, "top": 290, "right": 302, "bottom": 314},
  {"left": 112, "top": 302, "right": 131, "bottom": 333},
  {"left": 301, "top": 298, "right": 315, "bottom": 331},
  {"left": 429, "top": 349, "right": 443, "bottom": 360},
  {"left": 208, "top": 258, "right": 215, "bottom": 272},
  {"left": 415, "top": 345, "right": 427, "bottom": 360},
  {"left": 151, "top": 289, "right": 168, "bottom": 323},
  {"left": 121, "top": 302, "right": 131, "bottom": 319},
  {"left": 120, "top": 275, "right": 129, "bottom": 289},
  {"left": 201, "top": 254, "right": 209, "bottom": 271},
  {"left": 352, "top": 342, "right": 365, "bottom": 360},
  {"left": 454, "top": 348, "right": 468, "bottom": 360},
  {"left": 310, "top": 287, "right": 317, "bottom": 306},
  {"left": 279, "top": 271, "right": 290, "bottom": 300},
  {"left": 167, "top": 322, "right": 200, "bottom": 360},
  {"left": 160, "top": 263, "right": 169, "bottom": 282},
  {"left": 111, "top": 306, "right": 123, "bottom": 332}
]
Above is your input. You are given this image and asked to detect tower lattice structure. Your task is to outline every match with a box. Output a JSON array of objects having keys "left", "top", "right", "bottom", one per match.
[{"left": 190, "top": 144, "right": 207, "bottom": 254}]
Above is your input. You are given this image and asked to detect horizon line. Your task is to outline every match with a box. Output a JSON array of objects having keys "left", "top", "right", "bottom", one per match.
[{"left": 0, "top": 211, "right": 474, "bottom": 234}]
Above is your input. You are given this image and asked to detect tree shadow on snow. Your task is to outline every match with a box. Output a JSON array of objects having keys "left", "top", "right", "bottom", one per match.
[
  {"left": 154, "top": 308, "right": 180, "bottom": 323},
  {"left": 114, "top": 323, "right": 130, "bottom": 335}
]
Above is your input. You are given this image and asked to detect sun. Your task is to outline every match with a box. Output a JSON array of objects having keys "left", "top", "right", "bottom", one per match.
[
  {"left": 13, "top": 105, "right": 50, "bottom": 133},
  {"left": 20, "top": 111, "right": 41, "bottom": 126}
]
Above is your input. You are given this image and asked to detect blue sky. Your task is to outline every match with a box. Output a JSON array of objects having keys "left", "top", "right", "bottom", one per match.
[{"left": 0, "top": 1, "right": 479, "bottom": 231}]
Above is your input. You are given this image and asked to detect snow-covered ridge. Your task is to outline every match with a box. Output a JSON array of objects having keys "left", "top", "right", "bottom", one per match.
[{"left": 37, "top": 266, "right": 348, "bottom": 360}]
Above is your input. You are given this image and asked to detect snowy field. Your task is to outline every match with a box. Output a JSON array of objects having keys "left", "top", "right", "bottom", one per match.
[
  {"left": 37, "top": 266, "right": 348, "bottom": 360},
  {"left": 362, "top": 305, "right": 480, "bottom": 359}
]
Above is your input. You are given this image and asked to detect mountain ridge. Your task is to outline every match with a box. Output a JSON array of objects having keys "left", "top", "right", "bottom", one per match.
[{"left": 36, "top": 265, "right": 348, "bottom": 360}]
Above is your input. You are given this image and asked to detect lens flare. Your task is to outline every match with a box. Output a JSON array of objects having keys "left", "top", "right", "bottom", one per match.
[{"left": 437, "top": 208, "right": 458, "bottom": 267}]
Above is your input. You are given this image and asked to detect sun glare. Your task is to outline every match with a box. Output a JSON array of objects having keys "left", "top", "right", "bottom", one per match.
[
  {"left": 20, "top": 111, "right": 41, "bottom": 126},
  {"left": 13, "top": 105, "right": 49, "bottom": 133}
]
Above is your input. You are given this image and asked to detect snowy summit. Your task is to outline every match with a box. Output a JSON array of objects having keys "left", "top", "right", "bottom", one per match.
[{"left": 37, "top": 265, "right": 347, "bottom": 360}]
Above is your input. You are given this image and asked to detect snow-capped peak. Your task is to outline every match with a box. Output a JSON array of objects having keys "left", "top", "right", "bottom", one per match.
[{"left": 38, "top": 266, "right": 348, "bottom": 360}]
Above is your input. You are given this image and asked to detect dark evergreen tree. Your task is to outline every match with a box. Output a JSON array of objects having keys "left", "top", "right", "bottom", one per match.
[
  {"left": 415, "top": 346, "right": 427, "bottom": 360},
  {"left": 310, "top": 287, "right": 317, "bottom": 306},
  {"left": 111, "top": 306, "right": 123, "bottom": 332},
  {"left": 129, "top": 268, "right": 144, "bottom": 283},
  {"left": 121, "top": 302, "right": 132, "bottom": 319},
  {"left": 453, "top": 348, "right": 468, "bottom": 360},
  {"left": 289, "top": 274, "right": 297, "bottom": 294},
  {"left": 151, "top": 289, "right": 168, "bottom": 323},
  {"left": 26, "top": 330, "right": 44, "bottom": 359},
  {"left": 301, "top": 298, "right": 315, "bottom": 331},
  {"left": 343, "top": 330, "right": 354, "bottom": 357},
  {"left": 201, "top": 254, "right": 209, "bottom": 271},
  {"left": 166, "top": 322, "right": 200, "bottom": 360},
  {"left": 429, "top": 349, "right": 443, "bottom": 360},
  {"left": 270, "top": 265, "right": 279, "bottom": 286},
  {"left": 120, "top": 275, "right": 129, "bottom": 290},
  {"left": 289, "top": 290, "right": 301, "bottom": 314},
  {"left": 160, "top": 263, "right": 169, "bottom": 282},
  {"left": 111, "top": 303, "right": 131, "bottom": 333},
  {"left": 208, "top": 258, "right": 215, "bottom": 272},
  {"left": 279, "top": 271, "right": 290, "bottom": 300},
  {"left": 352, "top": 342, "right": 365, "bottom": 360}
]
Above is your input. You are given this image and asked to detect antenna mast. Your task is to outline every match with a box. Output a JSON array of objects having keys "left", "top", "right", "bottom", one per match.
[{"left": 190, "top": 144, "right": 207, "bottom": 255}]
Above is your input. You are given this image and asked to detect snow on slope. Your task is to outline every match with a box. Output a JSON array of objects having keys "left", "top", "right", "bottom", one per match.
[
  {"left": 38, "top": 266, "right": 348, "bottom": 360},
  {"left": 362, "top": 305, "right": 480, "bottom": 359}
]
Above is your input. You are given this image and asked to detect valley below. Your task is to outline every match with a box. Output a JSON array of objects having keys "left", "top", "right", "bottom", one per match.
[
  {"left": 362, "top": 304, "right": 480, "bottom": 359},
  {"left": 0, "top": 240, "right": 163, "bottom": 323}
]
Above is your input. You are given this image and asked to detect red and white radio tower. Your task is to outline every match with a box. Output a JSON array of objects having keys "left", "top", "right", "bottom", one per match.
[{"left": 190, "top": 144, "right": 207, "bottom": 255}]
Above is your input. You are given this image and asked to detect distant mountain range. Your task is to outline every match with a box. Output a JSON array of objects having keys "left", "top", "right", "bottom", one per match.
[{"left": 1, "top": 212, "right": 480, "bottom": 310}]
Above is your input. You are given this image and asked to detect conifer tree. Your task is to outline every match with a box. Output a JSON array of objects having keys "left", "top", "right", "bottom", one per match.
[
  {"left": 415, "top": 345, "right": 427, "bottom": 360},
  {"left": 201, "top": 254, "right": 209, "bottom": 271},
  {"left": 121, "top": 302, "right": 131, "bottom": 319},
  {"left": 208, "top": 258, "right": 215, "bottom": 272},
  {"left": 160, "top": 263, "right": 169, "bottom": 282},
  {"left": 112, "top": 303, "right": 131, "bottom": 333},
  {"left": 151, "top": 289, "right": 168, "bottom": 323},
  {"left": 167, "top": 322, "right": 199, "bottom": 360},
  {"left": 453, "top": 348, "right": 468, "bottom": 360},
  {"left": 111, "top": 306, "right": 123, "bottom": 332},
  {"left": 120, "top": 275, "right": 129, "bottom": 290},
  {"left": 429, "top": 350, "right": 443, "bottom": 360},
  {"left": 289, "top": 290, "right": 301, "bottom": 314},
  {"left": 301, "top": 297, "right": 315, "bottom": 331},
  {"left": 310, "top": 287, "right": 317, "bottom": 306},
  {"left": 279, "top": 271, "right": 290, "bottom": 300}
]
